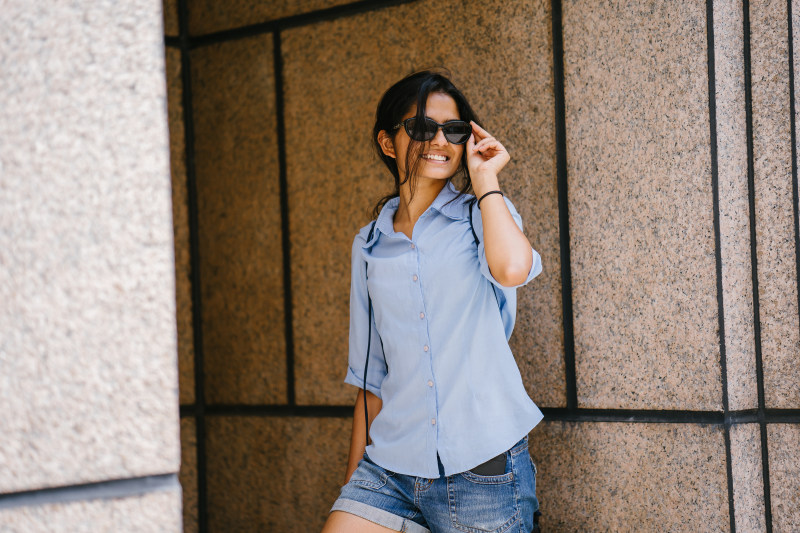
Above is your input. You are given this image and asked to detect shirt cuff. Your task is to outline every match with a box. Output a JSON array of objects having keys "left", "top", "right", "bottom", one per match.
[
  {"left": 344, "top": 366, "right": 383, "bottom": 399},
  {"left": 481, "top": 247, "right": 543, "bottom": 289}
]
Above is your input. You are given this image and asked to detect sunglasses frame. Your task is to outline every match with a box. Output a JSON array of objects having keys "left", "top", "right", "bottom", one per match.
[{"left": 391, "top": 117, "right": 472, "bottom": 145}]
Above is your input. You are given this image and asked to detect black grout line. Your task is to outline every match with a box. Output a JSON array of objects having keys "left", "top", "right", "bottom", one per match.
[
  {"left": 789, "top": 0, "right": 800, "bottom": 372},
  {"left": 273, "top": 31, "right": 296, "bottom": 406},
  {"left": 705, "top": 2, "right": 737, "bottom": 530},
  {"left": 550, "top": 0, "right": 578, "bottom": 411},
  {"left": 742, "top": 1, "right": 773, "bottom": 529},
  {"left": 0, "top": 475, "right": 178, "bottom": 511},
  {"left": 176, "top": 0, "right": 208, "bottom": 530},
  {"left": 187, "top": 0, "right": 419, "bottom": 47},
  {"left": 165, "top": 36, "right": 181, "bottom": 48},
  {"left": 179, "top": 404, "right": 800, "bottom": 424}
]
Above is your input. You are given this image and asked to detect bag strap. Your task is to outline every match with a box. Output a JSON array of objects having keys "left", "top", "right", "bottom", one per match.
[{"left": 363, "top": 221, "right": 377, "bottom": 445}]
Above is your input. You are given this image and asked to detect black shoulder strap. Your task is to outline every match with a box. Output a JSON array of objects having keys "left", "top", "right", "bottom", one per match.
[
  {"left": 469, "top": 197, "right": 501, "bottom": 308},
  {"left": 363, "top": 221, "right": 377, "bottom": 445}
]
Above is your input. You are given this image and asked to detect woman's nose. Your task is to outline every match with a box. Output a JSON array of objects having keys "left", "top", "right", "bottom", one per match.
[{"left": 430, "top": 126, "right": 449, "bottom": 145}]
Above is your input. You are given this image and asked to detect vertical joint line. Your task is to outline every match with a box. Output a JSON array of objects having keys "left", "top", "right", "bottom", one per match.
[
  {"left": 176, "top": 0, "right": 208, "bottom": 531},
  {"left": 788, "top": 0, "right": 800, "bottom": 361},
  {"left": 742, "top": 1, "right": 772, "bottom": 529},
  {"left": 273, "top": 30, "right": 296, "bottom": 406},
  {"left": 705, "top": 2, "right": 736, "bottom": 530},
  {"left": 550, "top": 0, "right": 578, "bottom": 412}
]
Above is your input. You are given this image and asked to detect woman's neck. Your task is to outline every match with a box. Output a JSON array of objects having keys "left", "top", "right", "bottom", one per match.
[{"left": 393, "top": 179, "right": 448, "bottom": 238}]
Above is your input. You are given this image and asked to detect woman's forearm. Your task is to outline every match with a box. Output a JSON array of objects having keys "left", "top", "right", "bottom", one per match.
[{"left": 344, "top": 389, "right": 382, "bottom": 485}]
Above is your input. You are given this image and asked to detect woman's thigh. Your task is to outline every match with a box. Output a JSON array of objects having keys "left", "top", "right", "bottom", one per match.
[{"left": 322, "top": 510, "right": 399, "bottom": 533}]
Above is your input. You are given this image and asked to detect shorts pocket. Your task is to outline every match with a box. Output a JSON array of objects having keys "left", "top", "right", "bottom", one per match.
[
  {"left": 348, "top": 455, "right": 394, "bottom": 491},
  {"left": 448, "top": 454, "right": 519, "bottom": 532}
]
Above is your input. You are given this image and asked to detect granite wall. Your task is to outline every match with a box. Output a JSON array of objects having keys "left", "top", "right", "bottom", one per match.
[
  {"left": 167, "top": 0, "right": 800, "bottom": 531},
  {"left": 0, "top": 0, "right": 182, "bottom": 531}
]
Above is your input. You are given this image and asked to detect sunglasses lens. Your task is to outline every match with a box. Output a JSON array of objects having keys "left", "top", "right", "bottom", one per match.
[
  {"left": 443, "top": 121, "right": 471, "bottom": 144},
  {"left": 405, "top": 118, "right": 437, "bottom": 141}
]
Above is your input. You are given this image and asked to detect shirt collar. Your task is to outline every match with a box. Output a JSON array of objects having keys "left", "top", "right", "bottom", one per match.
[{"left": 366, "top": 181, "right": 469, "bottom": 247}]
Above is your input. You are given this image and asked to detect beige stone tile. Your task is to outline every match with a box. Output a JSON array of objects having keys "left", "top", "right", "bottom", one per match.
[
  {"left": 0, "top": 487, "right": 182, "bottom": 532},
  {"left": 190, "top": 35, "right": 287, "bottom": 405},
  {"left": 528, "top": 421, "right": 729, "bottom": 532},
  {"left": 180, "top": 418, "right": 198, "bottom": 533},
  {"left": 166, "top": 47, "right": 196, "bottom": 406},
  {"left": 730, "top": 423, "right": 766, "bottom": 531},
  {"left": 0, "top": 0, "right": 179, "bottom": 492},
  {"left": 205, "top": 416, "right": 350, "bottom": 532},
  {"left": 750, "top": 0, "right": 800, "bottom": 409},
  {"left": 163, "top": 0, "right": 179, "bottom": 36},
  {"left": 713, "top": 0, "right": 758, "bottom": 410},
  {"left": 768, "top": 424, "right": 800, "bottom": 532},
  {"left": 187, "top": 0, "right": 353, "bottom": 36},
  {"left": 564, "top": 0, "right": 721, "bottom": 410},
  {"left": 283, "top": 0, "right": 564, "bottom": 407}
]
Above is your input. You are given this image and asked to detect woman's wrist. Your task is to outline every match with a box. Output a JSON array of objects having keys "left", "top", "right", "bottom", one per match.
[{"left": 471, "top": 173, "right": 500, "bottom": 198}]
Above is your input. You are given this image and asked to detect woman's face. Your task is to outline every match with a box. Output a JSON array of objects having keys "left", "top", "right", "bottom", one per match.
[{"left": 391, "top": 92, "right": 465, "bottom": 182}]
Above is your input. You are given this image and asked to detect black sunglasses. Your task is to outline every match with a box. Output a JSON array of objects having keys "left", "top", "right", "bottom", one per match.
[{"left": 392, "top": 117, "right": 472, "bottom": 145}]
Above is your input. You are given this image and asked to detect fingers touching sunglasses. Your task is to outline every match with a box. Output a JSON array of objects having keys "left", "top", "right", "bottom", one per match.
[{"left": 392, "top": 117, "right": 472, "bottom": 145}]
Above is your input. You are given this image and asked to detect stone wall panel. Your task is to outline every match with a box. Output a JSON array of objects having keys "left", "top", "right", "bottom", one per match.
[
  {"left": 205, "top": 416, "right": 350, "bottom": 532},
  {"left": 166, "top": 46, "right": 196, "bottom": 406},
  {"left": 283, "top": 0, "right": 564, "bottom": 407},
  {"left": 750, "top": 0, "right": 800, "bottom": 409},
  {"left": 190, "top": 35, "right": 287, "bottom": 405},
  {"left": 187, "top": 0, "right": 353, "bottom": 36},
  {"left": 529, "top": 421, "right": 729, "bottom": 532},
  {"left": 564, "top": 0, "right": 721, "bottom": 410},
  {"left": 768, "top": 424, "right": 800, "bottom": 532},
  {"left": 0, "top": 487, "right": 182, "bottom": 533},
  {"left": 730, "top": 423, "right": 766, "bottom": 532},
  {"left": 0, "top": 0, "right": 180, "bottom": 492},
  {"left": 180, "top": 418, "right": 198, "bottom": 533}
]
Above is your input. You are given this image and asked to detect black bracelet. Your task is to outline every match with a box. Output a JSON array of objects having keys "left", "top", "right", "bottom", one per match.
[{"left": 477, "top": 190, "right": 503, "bottom": 209}]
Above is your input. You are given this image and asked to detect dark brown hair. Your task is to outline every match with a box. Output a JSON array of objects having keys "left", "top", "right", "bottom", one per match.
[{"left": 371, "top": 69, "right": 481, "bottom": 218}]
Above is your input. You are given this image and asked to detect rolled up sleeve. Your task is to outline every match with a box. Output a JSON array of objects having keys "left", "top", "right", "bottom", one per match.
[{"left": 343, "top": 231, "right": 387, "bottom": 398}]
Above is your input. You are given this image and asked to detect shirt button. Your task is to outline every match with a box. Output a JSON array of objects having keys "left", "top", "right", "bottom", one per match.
[
  {"left": 427, "top": 380, "right": 434, "bottom": 387},
  {"left": 413, "top": 274, "right": 418, "bottom": 281},
  {"left": 423, "top": 345, "right": 429, "bottom": 352},
  {"left": 410, "top": 243, "right": 416, "bottom": 249},
  {"left": 419, "top": 312, "right": 425, "bottom": 319},
  {"left": 431, "top": 418, "right": 436, "bottom": 425}
]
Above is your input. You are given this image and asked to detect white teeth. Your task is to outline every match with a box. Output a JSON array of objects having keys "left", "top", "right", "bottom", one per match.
[{"left": 423, "top": 154, "right": 447, "bottom": 161}]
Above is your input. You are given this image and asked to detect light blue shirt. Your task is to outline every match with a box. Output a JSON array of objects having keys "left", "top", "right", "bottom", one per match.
[{"left": 344, "top": 181, "right": 543, "bottom": 477}]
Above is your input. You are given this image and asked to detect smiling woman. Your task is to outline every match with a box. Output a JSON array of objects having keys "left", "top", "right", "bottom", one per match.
[{"left": 322, "top": 70, "right": 543, "bottom": 533}]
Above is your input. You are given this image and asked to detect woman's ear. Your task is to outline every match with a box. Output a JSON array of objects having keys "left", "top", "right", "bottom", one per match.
[{"left": 377, "top": 130, "right": 396, "bottom": 159}]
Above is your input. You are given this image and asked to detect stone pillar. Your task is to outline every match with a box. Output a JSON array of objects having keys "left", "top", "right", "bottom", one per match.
[{"left": 0, "top": 0, "right": 182, "bottom": 530}]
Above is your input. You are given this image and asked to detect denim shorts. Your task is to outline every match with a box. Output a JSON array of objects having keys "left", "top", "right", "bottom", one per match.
[{"left": 331, "top": 436, "right": 538, "bottom": 533}]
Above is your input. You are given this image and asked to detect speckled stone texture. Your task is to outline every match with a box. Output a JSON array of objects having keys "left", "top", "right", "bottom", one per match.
[
  {"left": 283, "top": 0, "right": 564, "bottom": 407},
  {"left": 205, "top": 416, "right": 350, "bottom": 532},
  {"left": 768, "top": 424, "right": 800, "bottom": 532},
  {"left": 528, "top": 422, "right": 729, "bottom": 532},
  {"left": 166, "top": 46, "right": 196, "bottom": 406},
  {"left": 713, "top": 0, "right": 758, "bottom": 410},
  {"left": 163, "top": 0, "right": 179, "bottom": 36},
  {"left": 564, "top": 0, "right": 721, "bottom": 410},
  {"left": 0, "top": 486, "right": 182, "bottom": 532},
  {"left": 730, "top": 423, "right": 766, "bottom": 531},
  {"left": 750, "top": 0, "right": 800, "bottom": 409},
  {"left": 186, "top": 0, "right": 353, "bottom": 35},
  {"left": 190, "top": 35, "right": 287, "bottom": 405},
  {"left": 0, "top": 0, "right": 180, "bottom": 492},
  {"left": 179, "top": 418, "right": 198, "bottom": 533}
]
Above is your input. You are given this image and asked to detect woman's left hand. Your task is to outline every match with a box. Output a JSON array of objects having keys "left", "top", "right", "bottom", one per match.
[{"left": 466, "top": 121, "right": 511, "bottom": 182}]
